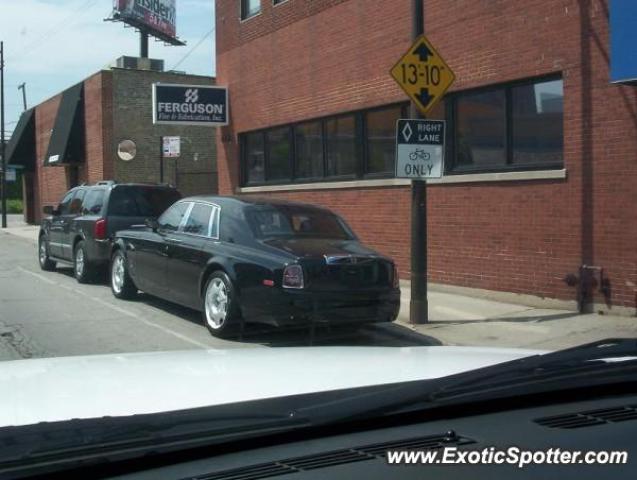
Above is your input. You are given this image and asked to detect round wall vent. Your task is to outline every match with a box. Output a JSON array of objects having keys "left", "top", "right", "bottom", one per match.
[{"left": 117, "top": 139, "right": 137, "bottom": 161}]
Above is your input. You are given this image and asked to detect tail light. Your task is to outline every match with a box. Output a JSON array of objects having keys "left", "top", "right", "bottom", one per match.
[
  {"left": 282, "top": 264, "right": 304, "bottom": 289},
  {"left": 393, "top": 264, "right": 400, "bottom": 289},
  {"left": 94, "top": 218, "right": 107, "bottom": 240}
]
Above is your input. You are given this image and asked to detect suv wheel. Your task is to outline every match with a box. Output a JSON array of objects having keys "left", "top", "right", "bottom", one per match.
[
  {"left": 203, "top": 271, "right": 240, "bottom": 338},
  {"left": 38, "top": 235, "right": 56, "bottom": 271},
  {"left": 73, "top": 241, "right": 94, "bottom": 283},
  {"left": 110, "top": 250, "right": 137, "bottom": 299}
]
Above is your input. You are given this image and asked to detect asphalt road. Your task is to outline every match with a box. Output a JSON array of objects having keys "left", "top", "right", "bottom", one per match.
[{"left": 0, "top": 231, "right": 436, "bottom": 361}]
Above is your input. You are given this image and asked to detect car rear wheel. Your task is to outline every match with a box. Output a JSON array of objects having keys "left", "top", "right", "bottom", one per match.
[
  {"left": 73, "top": 241, "right": 95, "bottom": 283},
  {"left": 110, "top": 250, "right": 137, "bottom": 299},
  {"left": 38, "top": 235, "right": 56, "bottom": 271},
  {"left": 203, "top": 271, "right": 239, "bottom": 338}
]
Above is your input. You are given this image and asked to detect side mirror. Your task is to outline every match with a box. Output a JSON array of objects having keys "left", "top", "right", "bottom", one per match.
[
  {"left": 43, "top": 205, "right": 58, "bottom": 216},
  {"left": 145, "top": 218, "right": 159, "bottom": 232}
]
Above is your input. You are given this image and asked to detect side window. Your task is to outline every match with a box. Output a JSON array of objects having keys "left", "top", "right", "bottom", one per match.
[
  {"left": 69, "top": 189, "right": 85, "bottom": 215},
  {"left": 82, "top": 189, "right": 106, "bottom": 215},
  {"left": 184, "top": 203, "right": 213, "bottom": 236},
  {"left": 158, "top": 202, "right": 190, "bottom": 232},
  {"left": 58, "top": 191, "right": 75, "bottom": 215},
  {"left": 209, "top": 206, "right": 221, "bottom": 239}
]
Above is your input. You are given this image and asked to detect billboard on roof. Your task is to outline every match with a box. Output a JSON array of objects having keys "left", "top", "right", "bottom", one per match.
[{"left": 113, "top": 0, "right": 181, "bottom": 45}]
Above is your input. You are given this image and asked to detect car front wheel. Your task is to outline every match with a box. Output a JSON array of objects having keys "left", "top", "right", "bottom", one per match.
[
  {"left": 203, "top": 271, "right": 240, "bottom": 338},
  {"left": 38, "top": 235, "right": 56, "bottom": 271},
  {"left": 110, "top": 250, "right": 137, "bottom": 299}
]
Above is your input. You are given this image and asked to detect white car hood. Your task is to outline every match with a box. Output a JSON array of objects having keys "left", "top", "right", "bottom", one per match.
[{"left": 0, "top": 346, "right": 543, "bottom": 428}]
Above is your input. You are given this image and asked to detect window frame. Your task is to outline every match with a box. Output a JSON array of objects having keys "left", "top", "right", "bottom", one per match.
[
  {"left": 240, "top": 102, "right": 408, "bottom": 187},
  {"left": 447, "top": 73, "right": 564, "bottom": 175},
  {"left": 180, "top": 201, "right": 221, "bottom": 239},
  {"left": 240, "top": 0, "right": 261, "bottom": 21},
  {"left": 58, "top": 191, "right": 76, "bottom": 215},
  {"left": 363, "top": 103, "right": 409, "bottom": 178},
  {"left": 239, "top": 74, "right": 563, "bottom": 186},
  {"left": 158, "top": 201, "right": 192, "bottom": 233},
  {"left": 82, "top": 188, "right": 106, "bottom": 215},
  {"left": 69, "top": 189, "right": 86, "bottom": 215}
]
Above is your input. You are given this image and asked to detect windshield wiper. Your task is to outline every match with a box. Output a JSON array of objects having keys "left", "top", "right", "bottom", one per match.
[{"left": 292, "top": 338, "right": 637, "bottom": 424}]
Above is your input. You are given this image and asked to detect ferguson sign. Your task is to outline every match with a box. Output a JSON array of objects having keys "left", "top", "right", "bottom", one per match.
[
  {"left": 152, "top": 84, "right": 229, "bottom": 126},
  {"left": 113, "top": 0, "right": 178, "bottom": 43}
]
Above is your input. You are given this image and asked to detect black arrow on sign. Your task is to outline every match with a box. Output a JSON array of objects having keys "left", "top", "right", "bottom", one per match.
[
  {"left": 416, "top": 88, "right": 434, "bottom": 108},
  {"left": 412, "top": 42, "right": 433, "bottom": 62}
]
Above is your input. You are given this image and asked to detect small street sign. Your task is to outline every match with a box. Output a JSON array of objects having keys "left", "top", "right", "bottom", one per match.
[
  {"left": 395, "top": 119, "right": 445, "bottom": 179},
  {"left": 162, "top": 136, "right": 181, "bottom": 158},
  {"left": 390, "top": 35, "right": 455, "bottom": 115},
  {"left": 5, "top": 168, "right": 16, "bottom": 182}
]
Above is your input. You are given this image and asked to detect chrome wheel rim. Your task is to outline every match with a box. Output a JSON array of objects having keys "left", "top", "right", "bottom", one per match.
[
  {"left": 39, "top": 241, "right": 47, "bottom": 265},
  {"left": 112, "top": 255, "right": 125, "bottom": 294},
  {"left": 75, "top": 248, "right": 84, "bottom": 277},
  {"left": 205, "top": 279, "right": 228, "bottom": 329}
]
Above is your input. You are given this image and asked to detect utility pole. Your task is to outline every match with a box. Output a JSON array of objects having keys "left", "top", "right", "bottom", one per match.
[
  {"left": 409, "top": 0, "right": 428, "bottom": 324},
  {"left": 140, "top": 31, "right": 149, "bottom": 58},
  {"left": 18, "top": 82, "right": 27, "bottom": 111},
  {"left": 1, "top": 41, "right": 7, "bottom": 229}
]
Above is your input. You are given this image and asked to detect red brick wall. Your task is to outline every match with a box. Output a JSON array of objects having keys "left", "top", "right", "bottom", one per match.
[
  {"left": 35, "top": 94, "right": 66, "bottom": 221},
  {"left": 33, "top": 71, "right": 110, "bottom": 222},
  {"left": 216, "top": 0, "right": 636, "bottom": 311}
]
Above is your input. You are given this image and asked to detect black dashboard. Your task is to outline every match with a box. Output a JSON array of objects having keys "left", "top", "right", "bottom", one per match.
[{"left": 98, "top": 393, "right": 637, "bottom": 480}]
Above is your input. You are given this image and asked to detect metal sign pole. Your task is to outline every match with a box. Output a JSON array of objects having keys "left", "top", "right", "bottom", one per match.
[
  {"left": 409, "top": 0, "right": 428, "bottom": 324},
  {"left": 159, "top": 136, "right": 164, "bottom": 183}
]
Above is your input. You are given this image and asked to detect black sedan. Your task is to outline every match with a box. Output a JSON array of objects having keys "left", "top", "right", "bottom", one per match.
[{"left": 110, "top": 196, "right": 401, "bottom": 337}]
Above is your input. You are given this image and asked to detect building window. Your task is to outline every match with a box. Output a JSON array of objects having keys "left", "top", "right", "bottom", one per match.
[
  {"left": 455, "top": 89, "right": 507, "bottom": 169},
  {"left": 266, "top": 127, "right": 292, "bottom": 181},
  {"left": 295, "top": 121, "right": 324, "bottom": 179},
  {"left": 326, "top": 115, "right": 357, "bottom": 178},
  {"left": 241, "top": 0, "right": 260, "bottom": 20},
  {"left": 511, "top": 79, "right": 564, "bottom": 167},
  {"left": 450, "top": 76, "right": 563, "bottom": 173},
  {"left": 244, "top": 132, "right": 265, "bottom": 185},
  {"left": 365, "top": 105, "right": 403, "bottom": 175},
  {"left": 273, "top": 0, "right": 288, "bottom": 5},
  {"left": 239, "top": 78, "right": 562, "bottom": 186}
]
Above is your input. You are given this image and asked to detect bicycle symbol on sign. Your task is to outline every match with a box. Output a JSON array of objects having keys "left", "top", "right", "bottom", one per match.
[{"left": 409, "top": 148, "right": 431, "bottom": 161}]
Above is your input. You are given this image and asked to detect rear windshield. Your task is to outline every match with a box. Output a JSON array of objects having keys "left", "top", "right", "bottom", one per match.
[
  {"left": 107, "top": 187, "right": 182, "bottom": 218},
  {"left": 82, "top": 189, "right": 106, "bottom": 215},
  {"left": 246, "top": 205, "right": 355, "bottom": 240}
]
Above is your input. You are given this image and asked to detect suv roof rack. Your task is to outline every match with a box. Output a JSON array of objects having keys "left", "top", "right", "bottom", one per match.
[{"left": 96, "top": 180, "right": 117, "bottom": 186}]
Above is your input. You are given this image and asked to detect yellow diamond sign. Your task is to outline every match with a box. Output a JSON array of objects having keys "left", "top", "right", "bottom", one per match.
[{"left": 390, "top": 35, "right": 456, "bottom": 116}]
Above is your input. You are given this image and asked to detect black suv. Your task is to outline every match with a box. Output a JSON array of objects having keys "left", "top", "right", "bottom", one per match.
[{"left": 38, "top": 181, "right": 182, "bottom": 282}]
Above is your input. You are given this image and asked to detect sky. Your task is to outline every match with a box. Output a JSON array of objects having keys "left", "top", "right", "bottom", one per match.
[{"left": 0, "top": 0, "right": 215, "bottom": 138}]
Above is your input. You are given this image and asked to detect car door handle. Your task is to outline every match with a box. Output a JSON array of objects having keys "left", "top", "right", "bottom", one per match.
[{"left": 165, "top": 237, "right": 183, "bottom": 245}]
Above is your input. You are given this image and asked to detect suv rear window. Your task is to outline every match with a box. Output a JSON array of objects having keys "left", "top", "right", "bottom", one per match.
[
  {"left": 107, "top": 187, "right": 181, "bottom": 218},
  {"left": 82, "top": 189, "right": 105, "bottom": 215}
]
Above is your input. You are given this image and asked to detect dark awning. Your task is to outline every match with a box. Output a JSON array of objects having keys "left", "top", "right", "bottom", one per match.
[
  {"left": 44, "top": 82, "right": 85, "bottom": 167},
  {"left": 4, "top": 108, "right": 36, "bottom": 171}
]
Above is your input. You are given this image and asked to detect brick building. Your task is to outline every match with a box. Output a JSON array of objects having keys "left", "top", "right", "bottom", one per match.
[
  {"left": 6, "top": 61, "right": 218, "bottom": 223},
  {"left": 215, "top": 0, "right": 637, "bottom": 315}
]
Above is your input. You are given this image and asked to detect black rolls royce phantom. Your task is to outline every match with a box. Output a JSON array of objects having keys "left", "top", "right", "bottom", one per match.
[{"left": 110, "top": 196, "right": 401, "bottom": 337}]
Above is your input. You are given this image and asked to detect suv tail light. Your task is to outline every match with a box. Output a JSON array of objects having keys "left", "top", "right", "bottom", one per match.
[
  {"left": 393, "top": 264, "right": 400, "bottom": 289},
  {"left": 94, "top": 218, "right": 107, "bottom": 240},
  {"left": 282, "top": 264, "right": 304, "bottom": 289}
]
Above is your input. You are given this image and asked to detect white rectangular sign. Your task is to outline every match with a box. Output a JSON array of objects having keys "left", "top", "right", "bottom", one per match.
[
  {"left": 395, "top": 119, "right": 445, "bottom": 179},
  {"left": 162, "top": 136, "right": 180, "bottom": 158}
]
